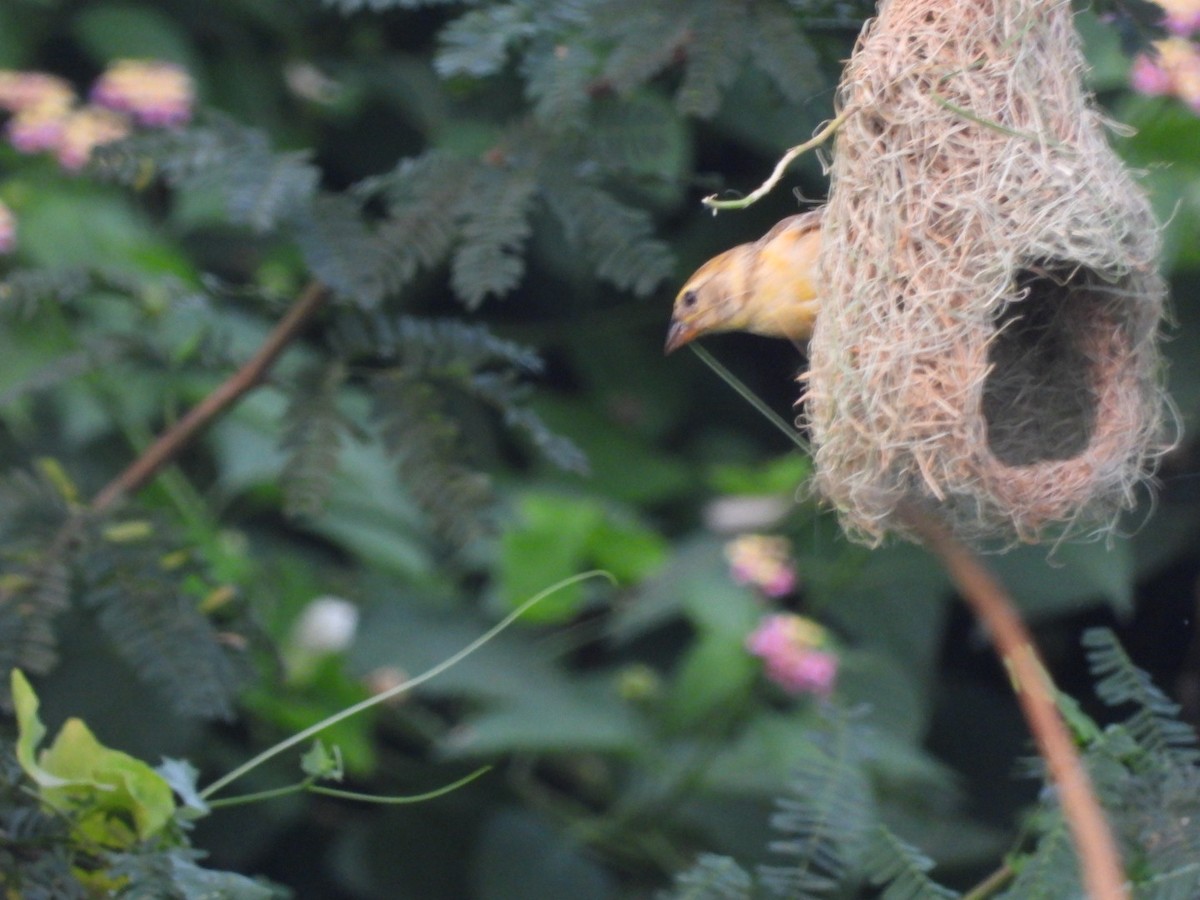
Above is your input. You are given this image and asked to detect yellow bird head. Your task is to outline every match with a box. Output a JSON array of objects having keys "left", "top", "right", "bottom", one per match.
[{"left": 665, "top": 208, "right": 824, "bottom": 354}]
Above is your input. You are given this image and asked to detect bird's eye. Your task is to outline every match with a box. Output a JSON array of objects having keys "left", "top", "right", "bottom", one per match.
[{"left": 681, "top": 290, "right": 698, "bottom": 308}]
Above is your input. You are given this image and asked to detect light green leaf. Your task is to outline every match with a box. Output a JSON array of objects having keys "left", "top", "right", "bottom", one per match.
[
  {"left": 73, "top": 3, "right": 199, "bottom": 69},
  {"left": 12, "top": 669, "right": 75, "bottom": 789},
  {"left": 40, "top": 717, "right": 176, "bottom": 843},
  {"left": 665, "top": 631, "right": 757, "bottom": 730}
]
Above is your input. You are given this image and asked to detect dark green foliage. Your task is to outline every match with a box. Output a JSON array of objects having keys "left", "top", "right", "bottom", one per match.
[
  {"left": 541, "top": 176, "right": 674, "bottom": 296},
  {"left": 2, "top": 1, "right": 1196, "bottom": 897},
  {"left": 861, "top": 827, "right": 959, "bottom": 900},
  {"left": 291, "top": 194, "right": 400, "bottom": 309},
  {"left": 371, "top": 367, "right": 494, "bottom": 545},
  {"left": 279, "top": 360, "right": 353, "bottom": 519},
  {"left": 322, "top": 0, "right": 460, "bottom": 11},
  {"left": 759, "top": 717, "right": 874, "bottom": 898},
  {"left": 998, "top": 826, "right": 1081, "bottom": 900},
  {"left": 450, "top": 166, "right": 537, "bottom": 309},
  {"left": 0, "top": 736, "right": 281, "bottom": 898},
  {"left": 0, "top": 470, "right": 78, "bottom": 686},
  {"left": 0, "top": 268, "right": 93, "bottom": 316},
  {"left": 337, "top": 313, "right": 584, "bottom": 468},
  {"left": 94, "top": 118, "right": 321, "bottom": 233},
  {"left": 996, "top": 631, "right": 1200, "bottom": 899},
  {"left": 1083, "top": 627, "right": 1200, "bottom": 764},
  {"left": 78, "top": 525, "right": 252, "bottom": 721},
  {"left": 107, "top": 851, "right": 282, "bottom": 899},
  {"left": 665, "top": 854, "right": 753, "bottom": 900},
  {"left": 367, "top": 151, "right": 477, "bottom": 288},
  {"left": 0, "top": 468, "right": 250, "bottom": 720}
]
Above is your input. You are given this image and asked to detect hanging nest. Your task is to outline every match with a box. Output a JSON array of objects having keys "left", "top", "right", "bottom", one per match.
[{"left": 804, "top": 0, "right": 1172, "bottom": 545}]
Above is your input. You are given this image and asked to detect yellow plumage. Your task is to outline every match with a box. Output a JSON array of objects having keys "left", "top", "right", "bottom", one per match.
[{"left": 664, "top": 208, "right": 823, "bottom": 354}]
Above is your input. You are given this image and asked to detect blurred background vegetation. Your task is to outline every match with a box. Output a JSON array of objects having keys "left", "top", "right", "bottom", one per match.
[{"left": 2, "top": 0, "right": 1200, "bottom": 897}]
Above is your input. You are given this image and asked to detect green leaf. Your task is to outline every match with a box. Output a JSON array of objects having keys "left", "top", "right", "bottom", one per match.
[
  {"left": 990, "top": 539, "right": 1135, "bottom": 619},
  {"left": 497, "top": 491, "right": 605, "bottom": 622},
  {"left": 300, "top": 740, "right": 345, "bottom": 781},
  {"left": 12, "top": 668, "right": 74, "bottom": 789},
  {"left": 156, "top": 757, "right": 209, "bottom": 816},
  {"left": 498, "top": 490, "right": 666, "bottom": 622},
  {"left": 73, "top": 3, "right": 199, "bottom": 69},
  {"left": 39, "top": 717, "right": 176, "bottom": 844},
  {"left": 473, "top": 808, "right": 617, "bottom": 900},
  {"left": 708, "top": 454, "right": 812, "bottom": 495},
  {"left": 167, "top": 856, "right": 278, "bottom": 900},
  {"left": 665, "top": 631, "right": 757, "bottom": 730}
]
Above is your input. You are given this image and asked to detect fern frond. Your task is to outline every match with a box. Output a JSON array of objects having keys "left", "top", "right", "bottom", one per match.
[
  {"left": 998, "top": 826, "right": 1080, "bottom": 899},
  {"left": 1083, "top": 628, "right": 1199, "bottom": 763},
  {"left": 291, "top": 193, "right": 400, "bottom": 309},
  {"left": 747, "top": 3, "right": 823, "bottom": 105},
  {"left": 435, "top": 5, "right": 535, "bottom": 78},
  {"left": 79, "top": 531, "right": 250, "bottom": 720},
  {"left": 279, "top": 361, "right": 352, "bottom": 519},
  {"left": 450, "top": 166, "right": 537, "bottom": 309},
  {"left": 94, "top": 118, "right": 320, "bottom": 233},
  {"left": 758, "top": 721, "right": 874, "bottom": 898},
  {"left": 523, "top": 38, "right": 598, "bottom": 125},
  {"left": 466, "top": 372, "right": 588, "bottom": 473},
  {"left": 335, "top": 313, "right": 541, "bottom": 374},
  {"left": 542, "top": 177, "right": 672, "bottom": 296},
  {"left": 372, "top": 151, "right": 477, "bottom": 284},
  {"left": 336, "top": 314, "right": 585, "bottom": 474},
  {"left": 323, "top": 0, "right": 460, "bottom": 11},
  {"left": 595, "top": 0, "right": 688, "bottom": 96},
  {"left": 1139, "top": 862, "right": 1200, "bottom": 900},
  {"left": 862, "top": 826, "right": 959, "bottom": 900},
  {"left": 0, "top": 469, "right": 79, "bottom": 693},
  {"left": 371, "top": 369, "right": 493, "bottom": 546},
  {"left": 583, "top": 94, "right": 686, "bottom": 182},
  {"left": 676, "top": 0, "right": 748, "bottom": 117},
  {"left": 666, "top": 853, "right": 753, "bottom": 900}
]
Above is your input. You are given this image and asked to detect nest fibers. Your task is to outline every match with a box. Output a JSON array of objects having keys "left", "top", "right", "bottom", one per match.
[{"left": 804, "top": 0, "right": 1172, "bottom": 545}]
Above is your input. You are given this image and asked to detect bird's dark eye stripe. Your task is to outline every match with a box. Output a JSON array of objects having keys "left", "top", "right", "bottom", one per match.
[{"left": 682, "top": 290, "right": 698, "bottom": 308}]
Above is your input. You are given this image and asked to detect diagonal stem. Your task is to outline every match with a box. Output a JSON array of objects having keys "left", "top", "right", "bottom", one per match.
[
  {"left": 901, "top": 505, "right": 1128, "bottom": 900},
  {"left": 89, "top": 280, "right": 330, "bottom": 514}
]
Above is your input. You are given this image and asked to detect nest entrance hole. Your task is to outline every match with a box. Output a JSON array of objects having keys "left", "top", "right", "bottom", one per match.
[{"left": 981, "top": 262, "right": 1110, "bottom": 467}]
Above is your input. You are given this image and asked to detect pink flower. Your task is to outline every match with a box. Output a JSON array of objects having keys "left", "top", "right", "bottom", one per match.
[
  {"left": 90, "top": 60, "right": 194, "bottom": 128},
  {"left": 0, "top": 201, "right": 16, "bottom": 254},
  {"left": 1158, "top": 0, "right": 1200, "bottom": 36},
  {"left": 7, "top": 103, "right": 69, "bottom": 154},
  {"left": 0, "top": 71, "right": 74, "bottom": 114},
  {"left": 746, "top": 614, "right": 838, "bottom": 697},
  {"left": 1130, "top": 53, "right": 1174, "bottom": 96},
  {"left": 54, "top": 106, "right": 130, "bottom": 171},
  {"left": 1130, "top": 37, "right": 1200, "bottom": 113},
  {"left": 724, "top": 534, "right": 798, "bottom": 598}
]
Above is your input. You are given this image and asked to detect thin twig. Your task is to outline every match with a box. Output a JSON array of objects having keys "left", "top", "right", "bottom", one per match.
[
  {"left": 901, "top": 505, "right": 1128, "bottom": 900},
  {"left": 89, "top": 281, "right": 330, "bottom": 514},
  {"left": 701, "top": 108, "right": 854, "bottom": 213}
]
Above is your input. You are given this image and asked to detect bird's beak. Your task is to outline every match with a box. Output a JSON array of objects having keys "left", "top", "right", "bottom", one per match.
[{"left": 664, "top": 319, "right": 697, "bottom": 355}]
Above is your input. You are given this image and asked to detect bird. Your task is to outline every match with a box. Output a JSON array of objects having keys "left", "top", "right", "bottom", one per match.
[{"left": 664, "top": 207, "right": 824, "bottom": 354}]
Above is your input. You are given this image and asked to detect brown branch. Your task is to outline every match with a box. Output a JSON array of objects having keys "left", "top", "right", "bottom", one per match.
[
  {"left": 902, "top": 505, "right": 1128, "bottom": 900},
  {"left": 89, "top": 280, "right": 330, "bottom": 514}
]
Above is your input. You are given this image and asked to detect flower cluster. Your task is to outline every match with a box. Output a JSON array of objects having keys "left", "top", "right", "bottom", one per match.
[
  {"left": 0, "top": 60, "right": 193, "bottom": 172},
  {"left": 745, "top": 614, "right": 838, "bottom": 697},
  {"left": 1130, "top": 2, "right": 1200, "bottom": 111},
  {"left": 1160, "top": 0, "right": 1200, "bottom": 36},
  {"left": 0, "top": 61, "right": 194, "bottom": 255},
  {"left": 723, "top": 534, "right": 797, "bottom": 598},
  {"left": 90, "top": 60, "right": 194, "bottom": 128}
]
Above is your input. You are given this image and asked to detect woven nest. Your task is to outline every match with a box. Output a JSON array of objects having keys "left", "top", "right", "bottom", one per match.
[{"left": 804, "top": 0, "right": 1172, "bottom": 545}]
